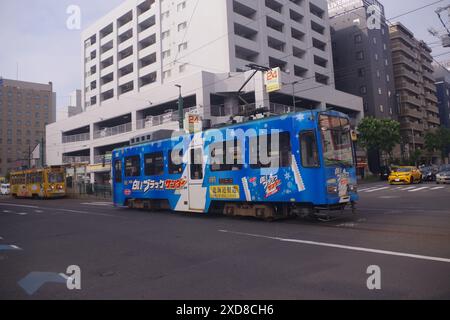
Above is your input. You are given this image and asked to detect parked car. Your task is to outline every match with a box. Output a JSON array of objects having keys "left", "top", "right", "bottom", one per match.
[
  {"left": 0, "top": 183, "right": 10, "bottom": 195},
  {"left": 388, "top": 166, "right": 422, "bottom": 185},
  {"left": 436, "top": 171, "right": 450, "bottom": 184}
]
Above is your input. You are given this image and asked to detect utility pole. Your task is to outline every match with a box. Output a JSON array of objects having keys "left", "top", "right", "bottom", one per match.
[
  {"left": 292, "top": 81, "right": 298, "bottom": 112},
  {"left": 175, "top": 84, "right": 184, "bottom": 129}
]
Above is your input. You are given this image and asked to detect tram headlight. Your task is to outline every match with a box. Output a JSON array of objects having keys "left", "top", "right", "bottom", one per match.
[
  {"left": 327, "top": 184, "right": 338, "bottom": 194},
  {"left": 348, "top": 184, "right": 357, "bottom": 193}
]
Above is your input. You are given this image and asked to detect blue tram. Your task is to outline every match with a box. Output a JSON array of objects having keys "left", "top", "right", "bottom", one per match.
[{"left": 112, "top": 110, "right": 358, "bottom": 219}]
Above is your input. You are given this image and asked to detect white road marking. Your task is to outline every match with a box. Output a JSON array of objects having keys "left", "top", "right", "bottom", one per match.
[
  {"left": 219, "top": 230, "right": 450, "bottom": 264},
  {"left": 2, "top": 210, "right": 12, "bottom": 213},
  {"left": 408, "top": 187, "right": 430, "bottom": 192},
  {"left": 365, "top": 187, "right": 390, "bottom": 193},
  {"left": 0, "top": 236, "right": 3, "bottom": 240},
  {"left": 80, "top": 202, "right": 113, "bottom": 206},
  {"left": 430, "top": 186, "right": 445, "bottom": 190},
  {"left": 15, "top": 212, "right": 28, "bottom": 216},
  {"left": 357, "top": 187, "right": 377, "bottom": 192},
  {"left": 0, "top": 203, "right": 39, "bottom": 209},
  {"left": 402, "top": 186, "right": 417, "bottom": 191},
  {"left": 58, "top": 208, "right": 116, "bottom": 217},
  {"left": 34, "top": 210, "right": 43, "bottom": 213}
]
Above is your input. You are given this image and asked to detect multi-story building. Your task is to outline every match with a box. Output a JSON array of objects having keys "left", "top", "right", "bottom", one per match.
[
  {"left": 389, "top": 23, "right": 440, "bottom": 157},
  {"left": 328, "top": 0, "right": 397, "bottom": 120},
  {"left": 0, "top": 78, "right": 56, "bottom": 176},
  {"left": 433, "top": 65, "right": 450, "bottom": 128},
  {"left": 46, "top": 0, "right": 363, "bottom": 183}
]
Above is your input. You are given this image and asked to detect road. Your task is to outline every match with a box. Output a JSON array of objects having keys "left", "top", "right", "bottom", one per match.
[{"left": 0, "top": 181, "right": 449, "bottom": 299}]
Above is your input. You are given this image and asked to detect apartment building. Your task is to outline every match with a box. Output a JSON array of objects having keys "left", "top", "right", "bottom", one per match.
[
  {"left": 0, "top": 78, "right": 56, "bottom": 176},
  {"left": 46, "top": 0, "right": 363, "bottom": 183},
  {"left": 433, "top": 65, "right": 450, "bottom": 128},
  {"left": 328, "top": 0, "right": 397, "bottom": 119},
  {"left": 389, "top": 23, "right": 440, "bottom": 156}
]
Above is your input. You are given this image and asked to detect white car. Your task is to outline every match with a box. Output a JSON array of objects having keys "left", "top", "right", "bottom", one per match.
[
  {"left": 0, "top": 183, "right": 10, "bottom": 195},
  {"left": 436, "top": 171, "right": 450, "bottom": 184}
]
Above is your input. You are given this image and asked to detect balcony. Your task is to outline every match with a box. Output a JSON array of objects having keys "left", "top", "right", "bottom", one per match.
[
  {"left": 400, "top": 107, "right": 422, "bottom": 119},
  {"left": 426, "top": 114, "right": 441, "bottom": 125},
  {"left": 426, "top": 104, "right": 440, "bottom": 114},
  {"left": 391, "top": 41, "right": 416, "bottom": 60},
  {"left": 424, "top": 92, "right": 438, "bottom": 103},
  {"left": 400, "top": 95, "right": 422, "bottom": 107},
  {"left": 392, "top": 56, "right": 418, "bottom": 70},
  {"left": 394, "top": 68, "right": 419, "bottom": 82},
  {"left": 136, "top": 107, "right": 197, "bottom": 129},
  {"left": 396, "top": 80, "right": 419, "bottom": 93},
  {"left": 401, "top": 121, "right": 424, "bottom": 132},
  {"left": 94, "top": 122, "right": 132, "bottom": 139},
  {"left": 62, "top": 132, "right": 90, "bottom": 144}
]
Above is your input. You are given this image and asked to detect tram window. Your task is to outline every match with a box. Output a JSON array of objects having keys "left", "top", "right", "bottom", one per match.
[
  {"left": 144, "top": 152, "right": 164, "bottom": 176},
  {"left": 190, "top": 148, "right": 203, "bottom": 180},
  {"left": 210, "top": 139, "right": 243, "bottom": 172},
  {"left": 169, "top": 149, "right": 184, "bottom": 174},
  {"left": 250, "top": 132, "right": 291, "bottom": 169},
  {"left": 125, "top": 156, "right": 141, "bottom": 177},
  {"left": 114, "top": 160, "right": 122, "bottom": 183},
  {"left": 300, "top": 131, "right": 320, "bottom": 168}
]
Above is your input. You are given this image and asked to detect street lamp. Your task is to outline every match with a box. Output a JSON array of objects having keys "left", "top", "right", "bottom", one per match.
[{"left": 175, "top": 84, "right": 184, "bottom": 129}]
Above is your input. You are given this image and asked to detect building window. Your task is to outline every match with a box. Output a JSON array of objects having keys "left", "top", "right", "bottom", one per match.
[
  {"left": 162, "top": 50, "right": 171, "bottom": 59},
  {"left": 380, "top": 105, "right": 384, "bottom": 112},
  {"left": 360, "top": 86, "right": 367, "bottom": 94},
  {"left": 161, "top": 30, "right": 170, "bottom": 39},
  {"left": 354, "top": 34, "right": 362, "bottom": 44},
  {"left": 179, "top": 63, "right": 188, "bottom": 73},
  {"left": 178, "top": 22, "right": 187, "bottom": 32},
  {"left": 373, "top": 37, "right": 377, "bottom": 44},
  {"left": 177, "top": 1, "right": 186, "bottom": 12},
  {"left": 161, "top": 11, "right": 170, "bottom": 20},
  {"left": 357, "top": 68, "right": 365, "bottom": 77},
  {"left": 356, "top": 51, "right": 364, "bottom": 60},
  {"left": 178, "top": 42, "right": 188, "bottom": 52},
  {"left": 378, "top": 88, "right": 382, "bottom": 95},
  {"left": 374, "top": 53, "right": 378, "bottom": 60},
  {"left": 386, "top": 74, "right": 390, "bottom": 82},
  {"left": 163, "top": 70, "right": 171, "bottom": 79}
]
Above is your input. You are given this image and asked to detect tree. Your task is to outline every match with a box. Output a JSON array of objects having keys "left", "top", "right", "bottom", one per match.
[
  {"left": 424, "top": 128, "right": 450, "bottom": 162},
  {"left": 357, "top": 117, "right": 401, "bottom": 168}
]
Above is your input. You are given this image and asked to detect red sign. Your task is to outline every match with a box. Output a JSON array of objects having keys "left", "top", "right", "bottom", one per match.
[{"left": 124, "top": 189, "right": 132, "bottom": 196}]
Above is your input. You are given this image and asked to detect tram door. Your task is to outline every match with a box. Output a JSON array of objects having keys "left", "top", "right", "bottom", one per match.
[{"left": 188, "top": 147, "right": 205, "bottom": 211}]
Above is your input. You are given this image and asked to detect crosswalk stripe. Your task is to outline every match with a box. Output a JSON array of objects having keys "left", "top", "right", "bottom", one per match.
[
  {"left": 409, "top": 187, "right": 430, "bottom": 192},
  {"left": 358, "top": 187, "right": 377, "bottom": 192},
  {"left": 402, "top": 186, "right": 416, "bottom": 191},
  {"left": 15, "top": 212, "right": 28, "bottom": 216},
  {"left": 430, "top": 186, "right": 445, "bottom": 190},
  {"left": 365, "top": 187, "right": 390, "bottom": 193}
]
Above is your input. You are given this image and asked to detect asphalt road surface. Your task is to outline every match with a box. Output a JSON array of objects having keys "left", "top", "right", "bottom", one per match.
[{"left": 0, "top": 181, "right": 449, "bottom": 299}]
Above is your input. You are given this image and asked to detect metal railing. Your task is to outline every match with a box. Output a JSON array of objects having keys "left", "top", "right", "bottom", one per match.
[
  {"left": 94, "top": 155, "right": 112, "bottom": 164},
  {"left": 136, "top": 107, "right": 198, "bottom": 130},
  {"left": 62, "top": 156, "right": 90, "bottom": 164},
  {"left": 62, "top": 132, "right": 90, "bottom": 144},
  {"left": 94, "top": 122, "right": 132, "bottom": 139}
]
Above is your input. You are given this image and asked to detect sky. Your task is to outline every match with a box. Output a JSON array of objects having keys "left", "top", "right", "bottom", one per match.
[{"left": 0, "top": 0, "right": 449, "bottom": 115}]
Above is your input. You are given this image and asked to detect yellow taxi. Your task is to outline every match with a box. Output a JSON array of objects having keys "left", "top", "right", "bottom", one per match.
[{"left": 388, "top": 166, "right": 422, "bottom": 185}]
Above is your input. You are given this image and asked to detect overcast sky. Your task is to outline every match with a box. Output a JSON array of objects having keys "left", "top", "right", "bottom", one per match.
[{"left": 0, "top": 0, "right": 449, "bottom": 114}]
